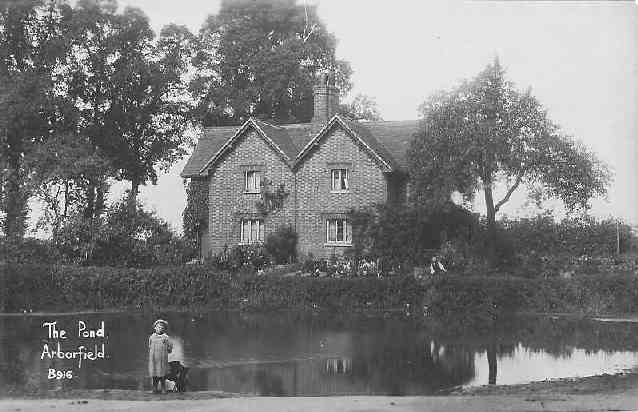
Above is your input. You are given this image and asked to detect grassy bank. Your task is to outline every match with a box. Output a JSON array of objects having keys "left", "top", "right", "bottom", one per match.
[{"left": 2, "top": 264, "right": 638, "bottom": 316}]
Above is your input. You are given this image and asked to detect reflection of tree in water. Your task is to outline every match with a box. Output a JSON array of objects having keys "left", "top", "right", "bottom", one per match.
[
  {"left": 324, "top": 357, "right": 352, "bottom": 374},
  {"left": 488, "top": 317, "right": 638, "bottom": 357},
  {"left": 420, "top": 315, "right": 638, "bottom": 358},
  {"left": 350, "top": 336, "right": 475, "bottom": 395},
  {"left": 487, "top": 343, "right": 497, "bottom": 385}
]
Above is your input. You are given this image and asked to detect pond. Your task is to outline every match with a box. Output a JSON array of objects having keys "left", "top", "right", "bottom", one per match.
[{"left": 1, "top": 311, "right": 638, "bottom": 396}]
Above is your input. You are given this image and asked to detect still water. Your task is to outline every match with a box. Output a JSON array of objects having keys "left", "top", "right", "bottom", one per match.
[{"left": 1, "top": 311, "right": 638, "bottom": 396}]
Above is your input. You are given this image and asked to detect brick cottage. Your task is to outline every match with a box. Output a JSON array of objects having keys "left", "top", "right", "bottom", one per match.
[{"left": 181, "top": 76, "right": 419, "bottom": 259}]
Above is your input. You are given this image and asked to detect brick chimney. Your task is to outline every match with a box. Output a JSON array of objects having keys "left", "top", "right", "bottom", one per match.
[{"left": 312, "top": 73, "right": 339, "bottom": 124}]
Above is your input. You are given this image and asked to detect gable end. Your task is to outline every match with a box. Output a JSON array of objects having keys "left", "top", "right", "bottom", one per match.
[
  {"left": 293, "top": 115, "right": 393, "bottom": 172},
  {"left": 198, "top": 118, "right": 292, "bottom": 175}
]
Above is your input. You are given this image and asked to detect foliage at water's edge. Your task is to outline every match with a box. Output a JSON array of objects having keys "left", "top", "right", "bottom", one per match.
[{"left": 2, "top": 264, "right": 638, "bottom": 317}]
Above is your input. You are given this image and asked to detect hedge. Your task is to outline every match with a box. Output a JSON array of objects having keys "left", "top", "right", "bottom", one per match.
[{"left": 2, "top": 264, "right": 638, "bottom": 316}]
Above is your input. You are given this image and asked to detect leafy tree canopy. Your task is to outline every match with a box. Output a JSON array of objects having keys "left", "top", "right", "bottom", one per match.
[
  {"left": 408, "top": 58, "right": 611, "bottom": 228},
  {"left": 2, "top": 0, "right": 198, "bottom": 238},
  {"left": 0, "top": 0, "right": 72, "bottom": 239},
  {"left": 191, "top": 0, "right": 352, "bottom": 126},
  {"left": 64, "top": 1, "right": 195, "bottom": 203}
]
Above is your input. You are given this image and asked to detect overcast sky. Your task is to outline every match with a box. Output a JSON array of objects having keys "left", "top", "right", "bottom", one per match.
[{"left": 32, "top": 0, "right": 638, "bottom": 234}]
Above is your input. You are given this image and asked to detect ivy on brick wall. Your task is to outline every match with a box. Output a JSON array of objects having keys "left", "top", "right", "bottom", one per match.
[
  {"left": 256, "top": 178, "right": 289, "bottom": 216},
  {"left": 183, "top": 178, "right": 209, "bottom": 240}
]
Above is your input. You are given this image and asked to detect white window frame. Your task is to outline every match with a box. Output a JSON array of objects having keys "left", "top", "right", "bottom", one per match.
[
  {"left": 240, "top": 219, "right": 264, "bottom": 244},
  {"left": 244, "top": 170, "right": 261, "bottom": 193},
  {"left": 330, "top": 169, "right": 349, "bottom": 192},
  {"left": 325, "top": 218, "right": 351, "bottom": 245}
]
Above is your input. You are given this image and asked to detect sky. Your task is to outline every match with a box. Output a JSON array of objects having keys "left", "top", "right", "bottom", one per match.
[{"left": 30, "top": 0, "right": 638, "bottom": 235}]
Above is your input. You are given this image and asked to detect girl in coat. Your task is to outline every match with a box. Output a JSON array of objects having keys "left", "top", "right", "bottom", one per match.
[{"left": 148, "top": 319, "right": 172, "bottom": 393}]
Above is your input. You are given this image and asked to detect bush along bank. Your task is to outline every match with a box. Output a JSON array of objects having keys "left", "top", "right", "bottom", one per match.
[{"left": 3, "top": 264, "right": 638, "bottom": 316}]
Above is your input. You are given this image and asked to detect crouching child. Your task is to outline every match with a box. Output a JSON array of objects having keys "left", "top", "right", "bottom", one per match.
[{"left": 166, "top": 335, "right": 188, "bottom": 392}]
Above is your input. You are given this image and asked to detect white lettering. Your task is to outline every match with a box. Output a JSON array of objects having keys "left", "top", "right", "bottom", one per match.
[{"left": 42, "top": 321, "right": 66, "bottom": 339}]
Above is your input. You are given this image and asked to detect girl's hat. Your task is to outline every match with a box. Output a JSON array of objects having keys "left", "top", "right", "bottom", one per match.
[{"left": 153, "top": 319, "right": 168, "bottom": 329}]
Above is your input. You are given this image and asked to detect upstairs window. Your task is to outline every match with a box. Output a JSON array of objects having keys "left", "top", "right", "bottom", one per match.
[
  {"left": 326, "top": 218, "right": 351, "bottom": 245},
  {"left": 240, "top": 219, "right": 264, "bottom": 244},
  {"left": 331, "top": 169, "right": 349, "bottom": 192},
  {"left": 245, "top": 170, "right": 261, "bottom": 193}
]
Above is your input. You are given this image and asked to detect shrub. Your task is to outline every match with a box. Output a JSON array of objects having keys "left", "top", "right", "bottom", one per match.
[
  {"left": 264, "top": 226, "right": 298, "bottom": 264},
  {"left": 433, "top": 214, "right": 638, "bottom": 276},
  {"left": 53, "top": 200, "right": 196, "bottom": 267},
  {"left": 4, "top": 263, "right": 638, "bottom": 316},
  {"left": 349, "top": 203, "right": 475, "bottom": 267},
  {"left": 500, "top": 214, "right": 636, "bottom": 257},
  {"left": 209, "top": 244, "right": 270, "bottom": 272},
  {"left": 0, "top": 237, "right": 59, "bottom": 264}
]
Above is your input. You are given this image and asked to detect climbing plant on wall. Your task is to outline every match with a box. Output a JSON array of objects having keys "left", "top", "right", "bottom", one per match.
[
  {"left": 183, "top": 178, "right": 209, "bottom": 240},
  {"left": 256, "top": 178, "right": 289, "bottom": 216}
]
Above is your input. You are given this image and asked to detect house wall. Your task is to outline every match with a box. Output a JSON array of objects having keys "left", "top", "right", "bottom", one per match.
[
  {"left": 294, "top": 127, "right": 388, "bottom": 258},
  {"left": 207, "top": 129, "right": 295, "bottom": 255}
]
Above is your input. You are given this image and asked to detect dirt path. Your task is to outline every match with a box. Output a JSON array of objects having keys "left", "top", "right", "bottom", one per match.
[
  {"left": 3, "top": 392, "right": 638, "bottom": 412},
  {"left": 4, "top": 373, "right": 638, "bottom": 412}
]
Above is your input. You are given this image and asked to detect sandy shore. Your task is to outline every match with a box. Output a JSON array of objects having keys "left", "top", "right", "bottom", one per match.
[{"left": 4, "top": 373, "right": 638, "bottom": 412}]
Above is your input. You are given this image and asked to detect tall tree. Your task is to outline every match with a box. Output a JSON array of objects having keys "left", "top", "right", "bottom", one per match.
[
  {"left": 408, "top": 58, "right": 611, "bottom": 260},
  {"left": 191, "top": 0, "right": 352, "bottom": 126},
  {"left": 65, "top": 1, "right": 194, "bottom": 208},
  {"left": 0, "top": 0, "right": 71, "bottom": 240},
  {"left": 103, "top": 13, "right": 194, "bottom": 207},
  {"left": 61, "top": 0, "right": 120, "bottom": 218}
]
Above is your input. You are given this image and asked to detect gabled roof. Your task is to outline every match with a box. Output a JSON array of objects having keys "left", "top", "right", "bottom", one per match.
[
  {"left": 250, "top": 119, "right": 299, "bottom": 161},
  {"left": 295, "top": 115, "right": 395, "bottom": 171},
  {"left": 360, "top": 120, "right": 420, "bottom": 169},
  {"left": 181, "top": 116, "right": 420, "bottom": 178},
  {"left": 181, "top": 125, "right": 238, "bottom": 177},
  {"left": 185, "top": 118, "right": 298, "bottom": 177}
]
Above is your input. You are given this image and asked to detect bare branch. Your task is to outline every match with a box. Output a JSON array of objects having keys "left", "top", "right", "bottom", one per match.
[
  {"left": 301, "top": 0, "right": 317, "bottom": 42},
  {"left": 302, "top": 23, "right": 317, "bottom": 43},
  {"left": 494, "top": 173, "right": 523, "bottom": 212}
]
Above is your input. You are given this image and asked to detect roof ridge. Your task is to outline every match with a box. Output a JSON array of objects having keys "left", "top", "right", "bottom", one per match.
[
  {"left": 364, "top": 119, "right": 419, "bottom": 124},
  {"left": 202, "top": 125, "right": 242, "bottom": 130},
  {"left": 251, "top": 118, "right": 285, "bottom": 129}
]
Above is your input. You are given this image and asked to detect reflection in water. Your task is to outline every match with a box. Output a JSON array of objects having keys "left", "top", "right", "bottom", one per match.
[
  {"left": 2, "top": 312, "right": 638, "bottom": 396},
  {"left": 325, "top": 358, "right": 351, "bottom": 374},
  {"left": 468, "top": 343, "right": 638, "bottom": 387},
  {"left": 488, "top": 344, "right": 497, "bottom": 385}
]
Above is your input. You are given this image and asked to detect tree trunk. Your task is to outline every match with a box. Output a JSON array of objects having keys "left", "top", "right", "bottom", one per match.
[
  {"left": 483, "top": 180, "right": 497, "bottom": 264},
  {"left": 128, "top": 178, "right": 139, "bottom": 214},
  {"left": 83, "top": 184, "right": 96, "bottom": 219},
  {"left": 487, "top": 343, "right": 497, "bottom": 385},
  {"left": 83, "top": 178, "right": 108, "bottom": 220},
  {"left": 3, "top": 157, "right": 29, "bottom": 242},
  {"left": 95, "top": 183, "right": 106, "bottom": 216},
  {"left": 62, "top": 181, "right": 70, "bottom": 219}
]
